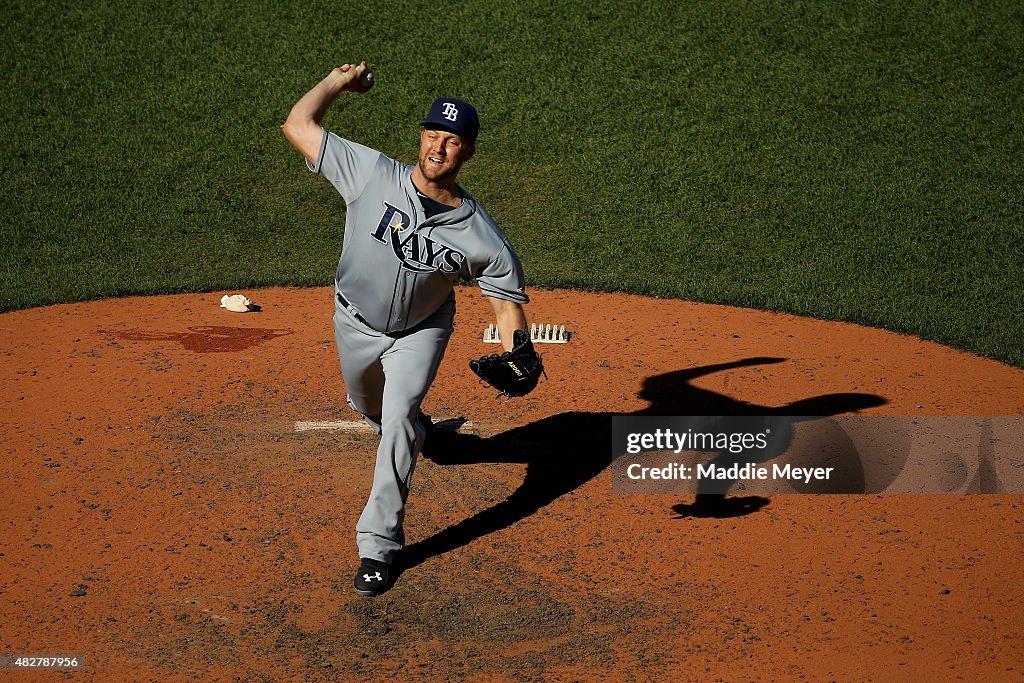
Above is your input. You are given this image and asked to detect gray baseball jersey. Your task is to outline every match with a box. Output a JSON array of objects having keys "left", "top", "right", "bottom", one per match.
[{"left": 307, "top": 129, "right": 528, "bottom": 333}]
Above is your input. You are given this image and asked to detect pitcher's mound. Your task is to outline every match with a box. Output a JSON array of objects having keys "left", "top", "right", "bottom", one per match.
[{"left": 2, "top": 286, "right": 1022, "bottom": 680}]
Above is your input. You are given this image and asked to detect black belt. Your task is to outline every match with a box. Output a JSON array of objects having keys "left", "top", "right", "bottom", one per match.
[{"left": 336, "top": 291, "right": 368, "bottom": 323}]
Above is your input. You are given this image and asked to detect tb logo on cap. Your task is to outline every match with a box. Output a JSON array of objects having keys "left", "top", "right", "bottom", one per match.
[{"left": 422, "top": 97, "right": 478, "bottom": 142}]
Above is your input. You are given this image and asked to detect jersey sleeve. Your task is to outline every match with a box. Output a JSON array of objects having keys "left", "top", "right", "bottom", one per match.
[
  {"left": 476, "top": 241, "right": 530, "bottom": 304},
  {"left": 305, "top": 129, "right": 382, "bottom": 203}
]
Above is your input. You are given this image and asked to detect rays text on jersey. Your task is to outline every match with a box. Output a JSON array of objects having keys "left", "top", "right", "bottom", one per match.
[{"left": 371, "top": 202, "right": 466, "bottom": 274}]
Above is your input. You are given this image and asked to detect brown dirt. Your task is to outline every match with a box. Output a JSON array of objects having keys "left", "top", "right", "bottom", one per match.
[{"left": 1, "top": 286, "right": 1022, "bottom": 682}]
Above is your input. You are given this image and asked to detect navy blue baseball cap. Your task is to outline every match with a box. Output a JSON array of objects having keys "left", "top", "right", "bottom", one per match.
[{"left": 421, "top": 98, "right": 479, "bottom": 143}]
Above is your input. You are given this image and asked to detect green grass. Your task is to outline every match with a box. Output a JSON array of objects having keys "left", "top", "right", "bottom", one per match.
[{"left": 2, "top": 0, "right": 1022, "bottom": 365}]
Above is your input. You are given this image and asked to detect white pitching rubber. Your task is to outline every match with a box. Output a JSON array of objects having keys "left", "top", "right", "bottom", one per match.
[
  {"left": 483, "top": 323, "right": 570, "bottom": 344},
  {"left": 296, "top": 419, "right": 479, "bottom": 434}
]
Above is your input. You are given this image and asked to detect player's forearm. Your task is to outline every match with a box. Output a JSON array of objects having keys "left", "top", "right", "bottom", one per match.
[
  {"left": 285, "top": 70, "right": 349, "bottom": 129},
  {"left": 493, "top": 301, "right": 528, "bottom": 352}
]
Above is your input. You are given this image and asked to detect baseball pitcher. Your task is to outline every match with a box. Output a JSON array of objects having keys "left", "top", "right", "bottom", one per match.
[{"left": 282, "top": 61, "right": 543, "bottom": 596}]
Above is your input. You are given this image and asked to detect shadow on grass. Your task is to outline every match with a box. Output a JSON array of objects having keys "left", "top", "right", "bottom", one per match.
[{"left": 397, "top": 357, "right": 886, "bottom": 574}]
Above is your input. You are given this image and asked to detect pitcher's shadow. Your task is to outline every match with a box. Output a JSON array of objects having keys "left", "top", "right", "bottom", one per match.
[{"left": 397, "top": 357, "right": 886, "bottom": 573}]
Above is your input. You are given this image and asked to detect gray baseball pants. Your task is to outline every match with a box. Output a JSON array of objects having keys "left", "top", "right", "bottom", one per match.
[{"left": 333, "top": 289, "right": 454, "bottom": 563}]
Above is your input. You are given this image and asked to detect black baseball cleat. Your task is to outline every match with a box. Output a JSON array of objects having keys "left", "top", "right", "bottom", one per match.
[{"left": 354, "top": 558, "right": 391, "bottom": 597}]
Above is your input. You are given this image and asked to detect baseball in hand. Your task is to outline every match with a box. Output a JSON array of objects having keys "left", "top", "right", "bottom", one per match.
[{"left": 358, "top": 66, "right": 375, "bottom": 91}]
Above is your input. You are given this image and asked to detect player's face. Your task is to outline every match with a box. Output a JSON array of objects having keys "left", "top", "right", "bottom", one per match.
[{"left": 417, "top": 128, "right": 475, "bottom": 182}]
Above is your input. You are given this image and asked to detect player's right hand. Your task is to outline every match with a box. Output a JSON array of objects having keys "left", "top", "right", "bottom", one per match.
[{"left": 335, "top": 61, "right": 372, "bottom": 93}]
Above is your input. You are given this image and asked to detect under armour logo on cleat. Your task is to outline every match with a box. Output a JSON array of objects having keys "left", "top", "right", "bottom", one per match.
[{"left": 363, "top": 572, "right": 383, "bottom": 582}]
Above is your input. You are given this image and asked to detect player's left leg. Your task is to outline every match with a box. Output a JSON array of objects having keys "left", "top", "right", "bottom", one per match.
[
  {"left": 333, "top": 294, "right": 388, "bottom": 432},
  {"left": 355, "top": 297, "right": 455, "bottom": 565}
]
